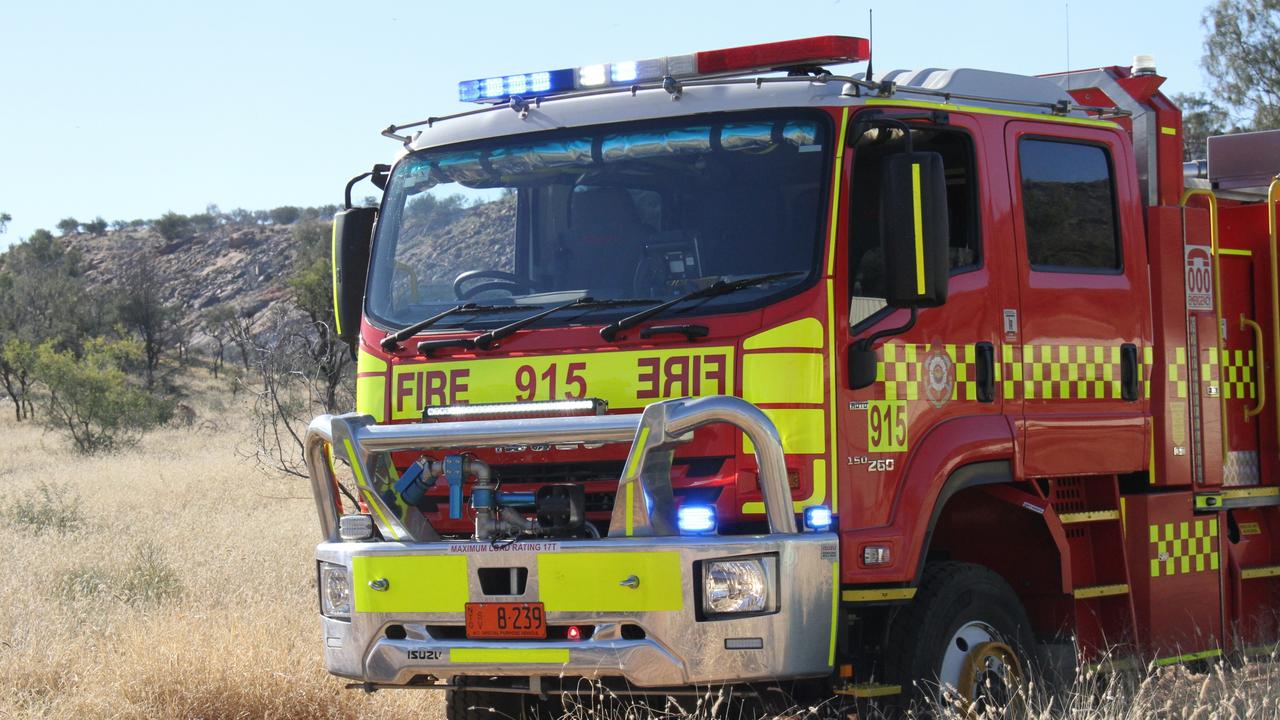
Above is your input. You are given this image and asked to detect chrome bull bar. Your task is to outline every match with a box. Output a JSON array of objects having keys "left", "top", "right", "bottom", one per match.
[
  {"left": 304, "top": 396, "right": 835, "bottom": 688},
  {"left": 304, "top": 395, "right": 797, "bottom": 542}
]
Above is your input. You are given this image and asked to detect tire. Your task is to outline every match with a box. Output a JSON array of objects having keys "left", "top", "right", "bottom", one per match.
[
  {"left": 446, "top": 676, "right": 545, "bottom": 720},
  {"left": 884, "top": 562, "right": 1040, "bottom": 714}
]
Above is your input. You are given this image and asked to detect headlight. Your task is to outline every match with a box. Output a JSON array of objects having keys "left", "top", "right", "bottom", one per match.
[
  {"left": 702, "top": 558, "right": 769, "bottom": 614},
  {"left": 319, "top": 562, "right": 352, "bottom": 618}
]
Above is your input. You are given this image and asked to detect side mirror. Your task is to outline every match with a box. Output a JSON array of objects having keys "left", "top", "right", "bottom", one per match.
[
  {"left": 331, "top": 207, "right": 376, "bottom": 346},
  {"left": 879, "top": 152, "right": 950, "bottom": 308}
]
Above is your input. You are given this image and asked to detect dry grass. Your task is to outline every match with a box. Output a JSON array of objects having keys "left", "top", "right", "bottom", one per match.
[
  {"left": 6, "top": 369, "right": 1280, "bottom": 719},
  {"left": 0, "top": 369, "right": 435, "bottom": 719}
]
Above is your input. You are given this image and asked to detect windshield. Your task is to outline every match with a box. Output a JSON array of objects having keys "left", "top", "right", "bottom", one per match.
[{"left": 366, "top": 112, "right": 830, "bottom": 331}]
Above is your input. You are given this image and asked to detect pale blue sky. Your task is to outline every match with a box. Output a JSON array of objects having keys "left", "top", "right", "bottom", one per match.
[{"left": 0, "top": 0, "right": 1217, "bottom": 246}]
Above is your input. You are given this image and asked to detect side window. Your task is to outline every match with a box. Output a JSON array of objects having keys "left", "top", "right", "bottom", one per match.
[
  {"left": 1018, "top": 138, "right": 1120, "bottom": 272},
  {"left": 847, "top": 125, "right": 981, "bottom": 326}
]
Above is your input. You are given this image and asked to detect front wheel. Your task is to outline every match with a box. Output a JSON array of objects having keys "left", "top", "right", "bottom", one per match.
[
  {"left": 446, "top": 676, "right": 546, "bottom": 720},
  {"left": 885, "top": 562, "right": 1039, "bottom": 714}
]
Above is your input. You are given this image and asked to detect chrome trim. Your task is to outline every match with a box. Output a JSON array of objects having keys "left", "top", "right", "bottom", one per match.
[
  {"left": 316, "top": 534, "right": 838, "bottom": 687},
  {"left": 305, "top": 396, "right": 797, "bottom": 543}
]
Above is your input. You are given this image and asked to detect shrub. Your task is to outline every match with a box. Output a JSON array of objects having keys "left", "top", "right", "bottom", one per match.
[
  {"left": 30, "top": 337, "right": 174, "bottom": 453},
  {"left": 55, "top": 217, "right": 80, "bottom": 236},
  {"left": 118, "top": 541, "right": 183, "bottom": 605},
  {"left": 5, "top": 481, "right": 85, "bottom": 534},
  {"left": 82, "top": 217, "right": 108, "bottom": 236},
  {"left": 153, "top": 211, "right": 191, "bottom": 241},
  {"left": 268, "top": 205, "right": 301, "bottom": 225},
  {"left": 56, "top": 541, "right": 182, "bottom": 605},
  {"left": 58, "top": 565, "right": 112, "bottom": 601}
]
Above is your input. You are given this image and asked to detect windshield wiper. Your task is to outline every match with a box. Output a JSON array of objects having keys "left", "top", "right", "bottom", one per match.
[
  {"left": 413, "top": 298, "right": 649, "bottom": 356},
  {"left": 381, "top": 303, "right": 504, "bottom": 351},
  {"left": 599, "top": 271, "right": 805, "bottom": 341},
  {"left": 472, "top": 297, "right": 596, "bottom": 350}
]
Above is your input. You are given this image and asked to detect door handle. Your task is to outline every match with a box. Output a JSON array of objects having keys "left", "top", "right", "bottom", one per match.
[
  {"left": 1121, "top": 343, "right": 1139, "bottom": 402},
  {"left": 975, "top": 342, "right": 995, "bottom": 403},
  {"left": 1241, "top": 314, "right": 1266, "bottom": 420}
]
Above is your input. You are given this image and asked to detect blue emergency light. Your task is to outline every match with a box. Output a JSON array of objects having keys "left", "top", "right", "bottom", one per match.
[{"left": 456, "top": 36, "right": 870, "bottom": 104}]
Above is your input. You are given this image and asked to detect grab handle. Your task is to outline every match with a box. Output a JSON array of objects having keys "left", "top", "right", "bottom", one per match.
[{"left": 1241, "top": 314, "right": 1267, "bottom": 421}]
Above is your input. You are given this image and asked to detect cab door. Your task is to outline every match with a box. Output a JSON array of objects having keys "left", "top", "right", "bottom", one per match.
[{"left": 1003, "top": 123, "right": 1151, "bottom": 476}]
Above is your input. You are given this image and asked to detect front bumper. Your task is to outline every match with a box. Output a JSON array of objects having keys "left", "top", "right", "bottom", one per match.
[{"left": 318, "top": 533, "right": 837, "bottom": 687}]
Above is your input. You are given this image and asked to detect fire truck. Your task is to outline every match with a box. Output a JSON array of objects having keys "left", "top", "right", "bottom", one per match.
[{"left": 306, "top": 35, "right": 1280, "bottom": 715}]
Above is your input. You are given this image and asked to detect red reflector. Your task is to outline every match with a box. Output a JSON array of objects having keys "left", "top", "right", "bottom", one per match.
[
  {"left": 695, "top": 36, "right": 870, "bottom": 75},
  {"left": 567, "top": 625, "right": 582, "bottom": 641}
]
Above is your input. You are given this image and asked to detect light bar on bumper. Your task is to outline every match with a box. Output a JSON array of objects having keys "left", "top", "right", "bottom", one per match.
[{"left": 423, "top": 397, "right": 607, "bottom": 421}]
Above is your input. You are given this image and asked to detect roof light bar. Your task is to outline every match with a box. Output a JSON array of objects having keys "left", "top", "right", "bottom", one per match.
[
  {"left": 423, "top": 398, "right": 607, "bottom": 421},
  {"left": 457, "top": 35, "right": 870, "bottom": 104}
]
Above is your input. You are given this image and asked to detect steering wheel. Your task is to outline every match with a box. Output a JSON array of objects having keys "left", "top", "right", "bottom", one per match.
[{"left": 453, "top": 270, "right": 533, "bottom": 299}]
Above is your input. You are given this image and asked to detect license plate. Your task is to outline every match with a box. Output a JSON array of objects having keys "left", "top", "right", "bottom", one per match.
[{"left": 464, "top": 602, "right": 546, "bottom": 639}]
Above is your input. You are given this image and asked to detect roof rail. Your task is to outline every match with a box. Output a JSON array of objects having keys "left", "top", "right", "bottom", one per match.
[{"left": 380, "top": 72, "right": 1128, "bottom": 147}]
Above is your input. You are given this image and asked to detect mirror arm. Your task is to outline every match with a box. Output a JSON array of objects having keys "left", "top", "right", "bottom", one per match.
[
  {"left": 344, "top": 171, "right": 373, "bottom": 210},
  {"left": 344, "top": 165, "right": 390, "bottom": 210},
  {"left": 855, "top": 306, "right": 918, "bottom": 352},
  {"left": 847, "top": 308, "right": 918, "bottom": 390}
]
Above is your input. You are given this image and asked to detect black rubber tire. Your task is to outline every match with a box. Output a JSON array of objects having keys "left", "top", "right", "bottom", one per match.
[
  {"left": 446, "top": 676, "right": 540, "bottom": 720},
  {"left": 884, "top": 562, "right": 1040, "bottom": 713}
]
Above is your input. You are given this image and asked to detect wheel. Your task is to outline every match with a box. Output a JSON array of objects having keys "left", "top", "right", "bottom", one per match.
[
  {"left": 446, "top": 676, "right": 528, "bottom": 720},
  {"left": 453, "top": 270, "right": 532, "bottom": 299},
  {"left": 885, "top": 562, "right": 1039, "bottom": 714}
]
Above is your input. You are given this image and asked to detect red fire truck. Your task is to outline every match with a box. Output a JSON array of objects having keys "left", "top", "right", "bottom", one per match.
[{"left": 306, "top": 35, "right": 1280, "bottom": 715}]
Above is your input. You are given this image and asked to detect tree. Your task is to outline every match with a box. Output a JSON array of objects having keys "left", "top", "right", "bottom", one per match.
[
  {"left": 30, "top": 337, "right": 172, "bottom": 454},
  {"left": 83, "top": 216, "right": 108, "bottom": 236},
  {"left": 269, "top": 206, "right": 301, "bottom": 225},
  {"left": 0, "top": 212, "right": 10, "bottom": 234},
  {"left": 0, "top": 230, "right": 102, "bottom": 419},
  {"left": 289, "top": 219, "right": 349, "bottom": 413},
  {"left": 1203, "top": 0, "right": 1280, "bottom": 130},
  {"left": 1172, "top": 92, "right": 1232, "bottom": 160},
  {"left": 153, "top": 212, "right": 191, "bottom": 241},
  {"left": 200, "top": 305, "right": 237, "bottom": 378},
  {"left": 56, "top": 217, "right": 80, "bottom": 236},
  {"left": 241, "top": 219, "right": 352, "bottom": 478},
  {"left": 116, "top": 251, "right": 175, "bottom": 388}
]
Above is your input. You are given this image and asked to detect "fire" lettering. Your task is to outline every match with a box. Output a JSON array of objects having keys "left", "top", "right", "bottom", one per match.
[
  {"left": 394, "top": 368, "right": 471, "bottom": 413},
  {"left": 636, "top": 354, "right": 726, "bottom": 399}
]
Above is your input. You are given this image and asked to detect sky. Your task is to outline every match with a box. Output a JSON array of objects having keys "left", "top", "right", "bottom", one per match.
[{"left": 0, "top": 0, "right": 1219, "bottom": 247}]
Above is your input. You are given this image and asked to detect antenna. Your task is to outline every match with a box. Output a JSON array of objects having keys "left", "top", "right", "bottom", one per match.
[
  {"left": 865, "top": 9, "right": 874, "bottom": 82},
  {"left": 1065, "top": 3, "right": 1071, "bottom": 88}
]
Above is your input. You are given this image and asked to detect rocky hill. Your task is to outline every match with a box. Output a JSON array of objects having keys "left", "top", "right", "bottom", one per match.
[{"left": 64, "top": 222, "right": 304, "bottom": 339}]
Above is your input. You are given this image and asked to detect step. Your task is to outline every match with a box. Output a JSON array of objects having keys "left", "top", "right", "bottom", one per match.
[
  {"left": 834, "top": 682, "right": 902, "bottom": 698},
  {"left": 1072, "top": 583, "right": 1129, "bottom": 599},
  {"left": 1059, "top": 510, "right": 1121, "bottom": 524},
  {"left": 1241, "top": 564, "right": 1280, "bottom": 580}
]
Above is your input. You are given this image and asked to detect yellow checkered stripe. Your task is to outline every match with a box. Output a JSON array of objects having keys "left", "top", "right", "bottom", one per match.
[
  {"left": 1149, "top": 519, "right": 1219, "bottom": 577},
  {"left": 878, "top": 343, "right": 981, "bottom": 402},
  {"left": 1165, "top": 347, "right": 1255, "bottom": 401},
  {"left": 1220, "top": 348, "right": 1256, "bottom": 401},
  {"left": 1001, "top": 344, "right": 1124, "bottom": 400},
  {"left": 1168, "top": 348, "right": 1189, "bottom": 400},
  {"left": 1142, "top": 346, "right": 1153, "bottom": 400}
]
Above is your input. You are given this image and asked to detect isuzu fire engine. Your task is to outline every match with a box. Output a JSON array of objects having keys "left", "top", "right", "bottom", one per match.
[{"left": 306, "top": 35, "right": 1280, "bottom": 715}]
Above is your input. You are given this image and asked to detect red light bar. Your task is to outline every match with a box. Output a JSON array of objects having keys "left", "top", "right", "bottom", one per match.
[{"left": 695, "top": 36, "right": 870, "bottom": 75}]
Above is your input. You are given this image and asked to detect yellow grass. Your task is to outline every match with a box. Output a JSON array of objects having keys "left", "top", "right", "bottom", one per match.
[
  {"left": 0, "top": 370, "right": 438, "bottom": 719},
  {"left": 7, "top": 369, "right": 1280, "bottom": 719}
]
